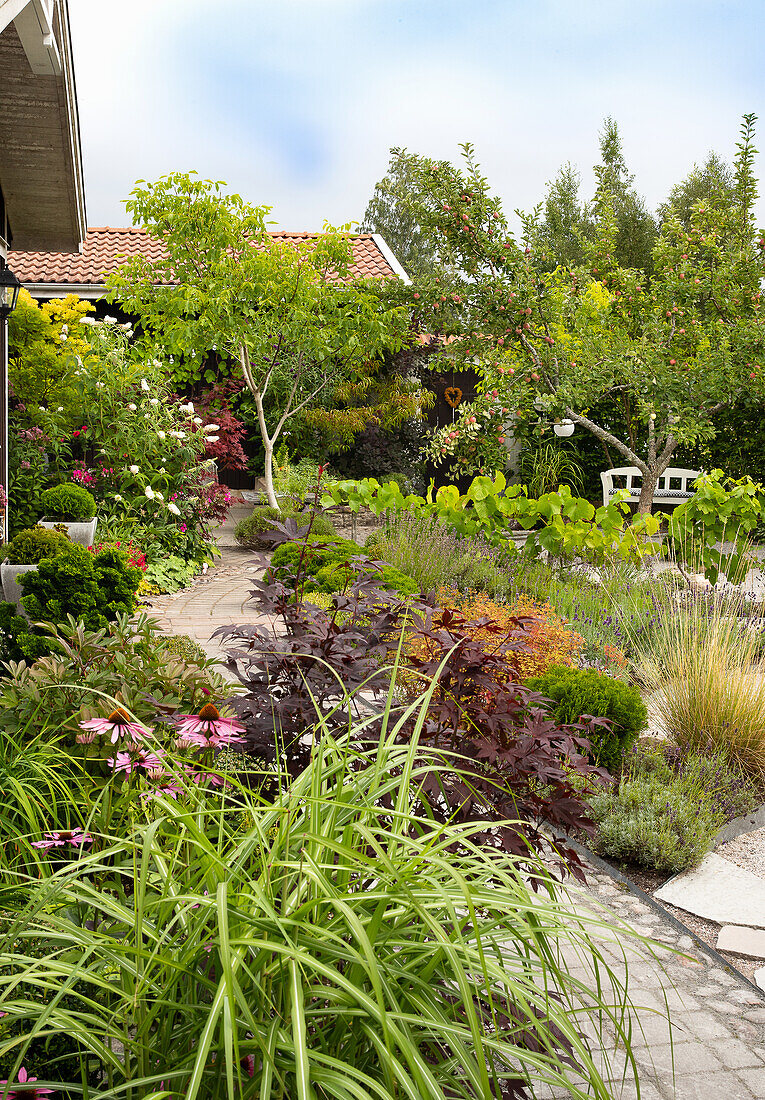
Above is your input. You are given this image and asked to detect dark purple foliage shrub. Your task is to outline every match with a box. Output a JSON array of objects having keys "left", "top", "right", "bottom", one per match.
[{"left": 216, "top": 509, "right": 610, "bottom": 876}]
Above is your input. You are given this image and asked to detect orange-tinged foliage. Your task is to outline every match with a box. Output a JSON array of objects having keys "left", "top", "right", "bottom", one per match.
[{"left": 404, "top": 590, "right": 584, "bottom": 683}]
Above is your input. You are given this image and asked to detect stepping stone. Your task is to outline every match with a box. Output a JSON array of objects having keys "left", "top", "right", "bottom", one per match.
[
  {"left": 654, "top": 853, "right": 765, "bottom": 928},
  {"left": 716, "top": 925, "right": 765, "bottom": 959},
  {"left": 755, "top": 967, "right": 765, "bottom": 993}
]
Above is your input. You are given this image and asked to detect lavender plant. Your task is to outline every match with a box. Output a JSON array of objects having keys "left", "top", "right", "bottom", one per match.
[{"left": 370, "top": 510, "right": 513, "bottom": 597}]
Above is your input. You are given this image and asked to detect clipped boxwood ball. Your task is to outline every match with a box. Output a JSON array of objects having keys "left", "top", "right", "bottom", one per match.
[
  {"left": 4, "top": 525, "right": 72, "bottom": 564},
  {"left": 526, "top": 664, "right": 647, "bottom": 771},
  {"left": 235, "top": 506, "right": 335, "bottom": 550},
  {"left": 39, "top": 483, "right": 96, "bottom": 520}
]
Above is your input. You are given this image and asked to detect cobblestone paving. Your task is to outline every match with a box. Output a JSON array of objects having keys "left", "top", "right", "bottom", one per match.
[
  {"left": 145, "top": 527, "right": 765, "bottom": 1098},
  {"left": 546, "top": 861, "right": 765, "bottom": 1099},
  {"left": 143, "top": 547, "right": 268, "bottom": 664}
]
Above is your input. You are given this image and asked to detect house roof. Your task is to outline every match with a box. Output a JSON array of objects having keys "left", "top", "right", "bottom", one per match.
[
  {"left": 9, "top": 225, "right": 411, "bottom": 295},
  {"left": 0, "top": 1, "right": 86, "bottom": 253}
]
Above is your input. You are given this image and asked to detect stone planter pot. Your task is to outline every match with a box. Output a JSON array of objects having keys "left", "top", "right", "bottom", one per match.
[
  {"left": 38, "top": 517, "right": 97, "bottom": 547},
  {"left": 1, "top": 562, "right": 38, "bottom": 612}
]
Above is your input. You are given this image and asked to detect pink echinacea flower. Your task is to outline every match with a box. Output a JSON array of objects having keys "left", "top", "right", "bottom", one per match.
[
  {"left": 32, "top": 829, "right": 92, "bottom": 850},
  {"left": 0, "top": 1066, "right": 56, "bottom": 1098},
  {"left": 79, "top": 707, "right": 147, "bottom": 745},
  {"left": 173, "top": 703, "right": 245, "bottom": 749}
]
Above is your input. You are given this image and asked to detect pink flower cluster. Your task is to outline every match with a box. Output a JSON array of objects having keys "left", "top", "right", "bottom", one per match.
[
  {"left": 75, "top": 704, "right": 244, "bottom": 790},
  {"left": 0, "top": 1067, "right": 54, "bottom": 1099},
  {"left": 71, "top": 466, "right": 96, "bottom": 486}
]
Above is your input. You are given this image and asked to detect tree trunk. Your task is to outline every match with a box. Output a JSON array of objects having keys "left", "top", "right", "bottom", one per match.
[
  {"left": 252, "top": 385, "right": 280, "bottom": 510},
  {"left": 262, "top": 439, "right": 278, "bottom": 510},
  {"left": 636, "top": 470, "right": 658, "bottom": 515}
]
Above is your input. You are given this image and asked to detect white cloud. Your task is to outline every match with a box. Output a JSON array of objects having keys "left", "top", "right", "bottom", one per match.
[{"left": 68, "top": 0, "right": 765, "bottom": 236}]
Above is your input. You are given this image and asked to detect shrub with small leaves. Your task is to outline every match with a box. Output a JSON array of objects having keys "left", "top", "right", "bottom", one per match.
[
  {"left": 4, "top": 526, "right": 72, "bottom": 564},
  {"left": 271, "top": 535, "right": 417, "bottom": 596},
  {"left": 411, "top": 592, "right": 583, "bottom": 683},
  {"left": 235, "top": 505, "right": 335, "bottom": 550},
  {"left": 39, "top": 483, "right": 96, "bottom": 520},
  {"left": 590, "top": 740, "right": 760, "bottom": 873},
  {"left": 526, "top": 664, "right": 647, "bottom": 770},
  {"left": 19, "top": 544, "right": 141, "bottom": 640}
]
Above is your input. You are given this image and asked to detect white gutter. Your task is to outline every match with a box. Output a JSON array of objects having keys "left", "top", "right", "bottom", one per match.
[
  {"left": 372, "top": 233, "right": 411, "bottom": 285},
  {"left": 22, "top": 282, "right": 106, "bottom": 299}
]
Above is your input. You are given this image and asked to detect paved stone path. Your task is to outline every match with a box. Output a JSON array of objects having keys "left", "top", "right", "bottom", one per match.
[{"left": 144, "top": 509, "right": 765, "bottom": 1097}]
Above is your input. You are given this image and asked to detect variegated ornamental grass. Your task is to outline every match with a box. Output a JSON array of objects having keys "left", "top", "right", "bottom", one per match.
[{"left": 0, "top": 684, "right": 652, "bottom": 1100}]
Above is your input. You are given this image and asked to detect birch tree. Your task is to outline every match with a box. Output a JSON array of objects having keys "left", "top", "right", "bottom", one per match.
[{"left": 108, "top": 173, "right": 409, "bottom": 508}]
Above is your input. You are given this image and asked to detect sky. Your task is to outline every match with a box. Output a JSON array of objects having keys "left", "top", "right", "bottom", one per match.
[{"left": 69, "top": 0, "right": 765, "bottom": 237}]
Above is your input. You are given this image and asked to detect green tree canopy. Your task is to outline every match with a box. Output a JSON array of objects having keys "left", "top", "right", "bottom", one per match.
[
  {"left": 361, "top": 152, "right": 441, "bottom": 281},
  {"left": 394, "top": 116, "right": 765, "bottom": 512},
  {"left": 107, "top": 173, "right": 411, "bottom": 507}
]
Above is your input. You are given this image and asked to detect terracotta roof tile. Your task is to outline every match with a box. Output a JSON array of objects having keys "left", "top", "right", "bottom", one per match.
[{"left": 9, "top": 226, "right": 403, "bottom": 287}]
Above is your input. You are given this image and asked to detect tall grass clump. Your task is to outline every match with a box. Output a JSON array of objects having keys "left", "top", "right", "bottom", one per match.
[
  {"left": 371, "top": 509, "right": 512, "bottom": 597},
  {"left": 0, "top": 727, "right": 87, "bottom": 869},
  {"left": 631, "top": 581, "right": 765, "bottom": 778},
  {"left": 0, "top": 690, "right": 648, "bottom": 1099}
]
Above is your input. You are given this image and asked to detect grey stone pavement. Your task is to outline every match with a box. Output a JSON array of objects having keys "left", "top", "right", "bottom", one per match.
[{"left": 144, "top": 503, "right": 765, "bottom": 1099}]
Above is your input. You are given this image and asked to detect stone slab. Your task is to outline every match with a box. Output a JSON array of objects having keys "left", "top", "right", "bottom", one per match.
[
  {"left": 654, "top": 853, "right": 765, "bottom": 928},
  {"left": 756, "top": 967, "right": 765, "bottom": 994},
  {"left": 717, "top": 925, "right": 765, "bottom": 959},
  {"left": 715, "top": 802, "right": 765, "bottom": 847}
]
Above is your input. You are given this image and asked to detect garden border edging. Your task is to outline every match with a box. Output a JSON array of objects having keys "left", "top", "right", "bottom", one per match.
[
  {"left": 713, "top": 802, "right": 765, "bottom": 847},
  {"left": 567, "top": 835, "right": 765, "bottom": 997}
]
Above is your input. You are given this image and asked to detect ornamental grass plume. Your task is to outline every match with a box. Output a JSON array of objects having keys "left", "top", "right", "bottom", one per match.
[
  {"left": 631, "top": 581, "right": 765, "bottom": 779},
  {"left": 78, "top": 707, "right": 146, "bottom": 745}
]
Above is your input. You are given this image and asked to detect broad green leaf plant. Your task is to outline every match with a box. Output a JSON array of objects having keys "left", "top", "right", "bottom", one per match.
[
  {"left": 324, "top": 470, "right": 662, "bottom": 565},
  {"left": 107, "top": 173, "right": 410, "bottom": 508}
]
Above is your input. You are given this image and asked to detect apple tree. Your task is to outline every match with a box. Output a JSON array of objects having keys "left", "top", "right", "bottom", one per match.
[
  {"left": 395, "top": 116, "right": 765, "bottom": 513},
  {"left": 107, "top": 173, "right": 410, "bottom": 508}
]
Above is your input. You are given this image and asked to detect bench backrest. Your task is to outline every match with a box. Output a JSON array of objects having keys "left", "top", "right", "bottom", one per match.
[{"left": 600, "top": 466, "right": 700, "bottom": 508}]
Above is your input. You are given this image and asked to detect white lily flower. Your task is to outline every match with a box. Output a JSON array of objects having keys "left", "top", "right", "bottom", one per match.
[
  {"left": 157, "top": 430, "right": 166, "bottom": 440},
  {"left": 57, "top": 407, "right": 64, "bottom": 412},
  {"left": 159, "top": 467, "right": 166, "bottom": 474},
  {"left": 149, "top": 398, "right": 159, "bottom": 407},
  {"left": 128, "top": 403, "right": 137, "bottom": 411},
  {"left": 129, "top": 464, "right": 140, "bottom": 474},
  {"left": 140, "top": 378, "right": 150, "bottom": 391},
  {"left": 114, "top": 494, "right": 123, "bottom": 503}
]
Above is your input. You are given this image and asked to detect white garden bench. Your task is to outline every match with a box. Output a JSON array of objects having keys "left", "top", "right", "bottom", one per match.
[{"left": 600, "top": 466, "right": 700, "bottom": 509}]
